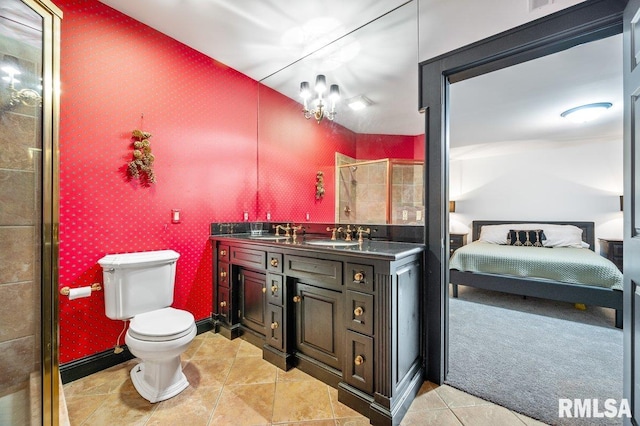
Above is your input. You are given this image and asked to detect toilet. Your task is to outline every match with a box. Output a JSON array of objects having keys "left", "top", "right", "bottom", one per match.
[{"left": 98, "top": 250, "right": 196, "bottom": 403}]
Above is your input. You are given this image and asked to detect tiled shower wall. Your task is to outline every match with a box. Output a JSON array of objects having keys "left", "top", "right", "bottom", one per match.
[{"left": 0, "top": 36, "right": 41, "bottom": 395}]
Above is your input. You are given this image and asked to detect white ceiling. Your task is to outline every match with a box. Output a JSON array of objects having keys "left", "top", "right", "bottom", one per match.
[{"left": 97, "top": 0, "right": 620, "bottom": 143}]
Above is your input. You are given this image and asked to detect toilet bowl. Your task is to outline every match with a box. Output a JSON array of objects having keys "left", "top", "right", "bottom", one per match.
[
  {"left": 98, "top": 250, "right": 196, "bottom": 403},
  {"left": 125, "top": 307, "right": 196, "bottom": 403}
]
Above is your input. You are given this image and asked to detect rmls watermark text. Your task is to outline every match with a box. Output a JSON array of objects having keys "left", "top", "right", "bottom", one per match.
[{"left": 559, "top": 398, "right": 631, "bottom": 419}]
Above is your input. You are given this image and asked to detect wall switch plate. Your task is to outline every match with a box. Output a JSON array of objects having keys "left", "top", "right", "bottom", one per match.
[
  {"left": 266, "top": 211, "right": 271, "bottom": 221},
  {"left": 305, "top": 212, "right": 310, "bottom": 221},
  {"left": 402, "top": 210, "right": 408, "bottom": 221},
  {"left": 171, "top": 209, "right": 180, "bottom": 223},
  {"left": 416, "top": 210, "right": 422, "bottom": 221},
  {"left": 243, "top": 211, "right": 249, "bottom": 221}
]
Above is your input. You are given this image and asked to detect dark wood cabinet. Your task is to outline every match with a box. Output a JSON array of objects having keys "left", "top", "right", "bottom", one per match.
[
  {"left": 599, "top": 238, "right": 623, "bottom": 271},
  {"left": 210, "top": 235, "right": 424, "bottom": 426},
  {"left": 449, "top": 233, "right": 467, "bottom": 256}
]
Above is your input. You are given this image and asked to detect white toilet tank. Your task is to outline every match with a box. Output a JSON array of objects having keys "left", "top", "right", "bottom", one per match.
[{"left": 98, "top": 250, "right": 180, "bottom": 320}]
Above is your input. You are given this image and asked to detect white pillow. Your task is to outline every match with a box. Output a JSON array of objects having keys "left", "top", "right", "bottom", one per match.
[
  {"left": 541, "top": 225, "right": 588, "bottom": 248},
  {"left": 478, "top": 224, "right": 515, "bottom": 244},
  {"left": 478, "top": 223, "right": 588, "bottom": 248}
]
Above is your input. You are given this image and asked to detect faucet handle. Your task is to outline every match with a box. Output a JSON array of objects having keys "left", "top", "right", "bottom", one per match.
[
  {"left": 291, "top": 224, "right": 303, "bottom": 238},
  {"left": 326, "top": 226, "right": 338, "bottom": 240},
  {"left": 357, "top": 227, "right": 371, "bottom": 243}
]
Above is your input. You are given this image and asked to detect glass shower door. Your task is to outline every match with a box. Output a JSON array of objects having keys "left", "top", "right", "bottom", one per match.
[{"left": 0, "top": 0, "right": 61, "bottom": 424}]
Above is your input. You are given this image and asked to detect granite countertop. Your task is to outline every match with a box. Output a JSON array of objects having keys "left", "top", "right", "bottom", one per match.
[{"left": 210, "top": 233, "right": 424, "bottom": 261}]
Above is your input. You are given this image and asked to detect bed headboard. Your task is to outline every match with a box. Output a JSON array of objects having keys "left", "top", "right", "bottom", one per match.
[{"left": 471, "top": 220, "right": 595, "bottom": 251}]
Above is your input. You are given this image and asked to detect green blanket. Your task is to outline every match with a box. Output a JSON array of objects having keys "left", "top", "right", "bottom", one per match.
[{"left": 450, "top": 241, "right": 623, "bottom": 290}]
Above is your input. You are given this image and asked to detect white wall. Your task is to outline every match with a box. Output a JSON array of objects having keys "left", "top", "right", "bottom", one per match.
[{"left": 449, "top": 137, "right": 623, "bottom": 251}]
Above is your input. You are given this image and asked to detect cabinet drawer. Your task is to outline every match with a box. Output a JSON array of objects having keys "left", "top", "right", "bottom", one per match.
[
  {"left": 218, "top": 244, "right": 230, "bottom": 262},
  {"left": 347, "top": 290, "right": 374, "bottom": 336},
  {"left": 218, "top": 285, "right": 231, "bottom": 324},
  {"left": 231, "top": 246, "right": 266, "bottom": 269},
  {"left": 266, "top": 304, "right": 284, "bottom": 351},
  {"left": 267, "top": 273, "right": 284, "bottom": 305},
  {"left": 218, "top": 262, "right": 230, "bottom": 287},
  {"left": 345, "top": 263, "right": 374, "bottom": 293},
  {"left": 285, "top": 255, "right": 342, "bottom": 290},
  {"left": 344, "top": 330, "right": 374, "bottom": 394},
  {"left": 267, "top": 252, "right": 283, "bottom": 273}
]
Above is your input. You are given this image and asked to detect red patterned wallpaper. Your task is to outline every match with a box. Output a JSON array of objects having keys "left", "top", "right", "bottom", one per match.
[
  {"left": 356, "top": 133, "right": 425, "bottom": 161},
  {"left": 56, "top": 0, "right": 260, "bottom": 363},
  {"left": 55, "top": 0, "right": 421, "bottom": 364}
]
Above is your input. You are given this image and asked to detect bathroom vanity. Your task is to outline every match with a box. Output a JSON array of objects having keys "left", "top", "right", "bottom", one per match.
[{"left": 210, "top": 228, "right": 425, "bottom": 426}]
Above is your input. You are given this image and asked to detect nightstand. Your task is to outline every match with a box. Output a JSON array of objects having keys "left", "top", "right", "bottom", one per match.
[
  {"left": 599, "top": 238, "right": 623, "bottom": 272},
  {"left": 449, "top": 233, "right": 468, "bottom": 257}
]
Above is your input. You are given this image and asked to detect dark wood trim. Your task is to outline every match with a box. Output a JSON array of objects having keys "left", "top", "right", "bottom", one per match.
[
  {"left": 60, "top": 318, "right": 214, "bottom": 384},
  {"left": 420, "top": 0, "right": 627, "bottom": 384}
]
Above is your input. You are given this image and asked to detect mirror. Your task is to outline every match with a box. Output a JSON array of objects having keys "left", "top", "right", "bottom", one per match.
[{"left": 256, "top": 2, "right": 423, "bottom": 225}]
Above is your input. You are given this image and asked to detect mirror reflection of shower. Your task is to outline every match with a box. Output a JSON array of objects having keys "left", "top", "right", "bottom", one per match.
[{"left": 336, "top": 157, "right": 424, "bottom": 224}]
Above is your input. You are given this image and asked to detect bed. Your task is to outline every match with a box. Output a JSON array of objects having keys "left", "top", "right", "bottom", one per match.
[{"left": 449, "top": 221, "right": 623, "bottom": 328}]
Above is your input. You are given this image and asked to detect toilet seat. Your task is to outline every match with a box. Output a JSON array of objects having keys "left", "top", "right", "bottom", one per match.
[{"left": 128, "top": 307, "right": 195, "bottom": 342}]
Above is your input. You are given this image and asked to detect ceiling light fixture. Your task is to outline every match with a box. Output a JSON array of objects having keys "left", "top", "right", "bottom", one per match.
[
  {"left": 347, "top": 95, "right": 372, "bottom": 111},
  {"left": 560, "top": 102, "right": 612, "bottom": 123},
  {"left": 300, "top": 74, "right": 339, "bottom": 123}
]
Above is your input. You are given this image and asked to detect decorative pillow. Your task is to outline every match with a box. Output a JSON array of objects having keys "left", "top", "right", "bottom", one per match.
[{"left": 507, "top": 230, "right": 545, "bottom": 247}]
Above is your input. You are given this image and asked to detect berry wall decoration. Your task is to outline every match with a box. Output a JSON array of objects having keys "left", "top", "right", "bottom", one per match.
[{"left": 127, "top": 129, "right": 155, "bottom": 184}]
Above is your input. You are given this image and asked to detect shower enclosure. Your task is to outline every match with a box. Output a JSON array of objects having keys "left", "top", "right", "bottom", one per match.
[
  {"left": 337, "top": 159, "right": 424, "bottom": 224},
  {"left": 0, "top": 0, "right": 61, "bottom": 424}
]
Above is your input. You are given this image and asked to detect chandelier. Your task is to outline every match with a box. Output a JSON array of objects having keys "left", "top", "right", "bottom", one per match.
[
  {"left": 300, "top": 74, "right": 340, "bottom": 123},
  {"left": 1, "top": 55, "right": 42, "bottom": 110}
]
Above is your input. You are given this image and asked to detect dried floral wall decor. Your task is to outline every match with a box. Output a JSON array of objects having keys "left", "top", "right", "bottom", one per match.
[
  {"left": 127, "top": 129, "right": 156, "bottom": 184},
  {"left": 315, "top": 171, "right": 325, "bottom": 199}
]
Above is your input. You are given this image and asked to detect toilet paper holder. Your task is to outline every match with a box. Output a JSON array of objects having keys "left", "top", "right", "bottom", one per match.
[{"left": 60, "top": 283, "right": 102, "bottom": 296}]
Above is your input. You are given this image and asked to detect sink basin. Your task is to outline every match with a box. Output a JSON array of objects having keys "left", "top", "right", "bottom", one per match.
[{"left": 305, "top": 240, "right": 359, "bottom": 247}]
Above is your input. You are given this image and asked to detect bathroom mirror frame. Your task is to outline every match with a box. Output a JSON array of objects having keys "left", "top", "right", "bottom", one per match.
[
  {"left": 419, "top": 0, "right": 625, "bottom": 384},
  {"left": 256, "top": 1, "right": 424, "bottom": 226}
]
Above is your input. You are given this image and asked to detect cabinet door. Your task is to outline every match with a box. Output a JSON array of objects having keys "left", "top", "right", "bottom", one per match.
[
  {"left": 239, "top": 269, "right": 267, "bottom": 335},
  {"left": 293, "top": 282, "right": 343, "bottom": 370},
  {"left": 266, "top": 304, "right": 285, "bottom": 351}
]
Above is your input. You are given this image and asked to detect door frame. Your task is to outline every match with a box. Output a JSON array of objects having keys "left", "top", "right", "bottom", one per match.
[{"left": 419, "top": 0, "right": 627, "bottom": 384}]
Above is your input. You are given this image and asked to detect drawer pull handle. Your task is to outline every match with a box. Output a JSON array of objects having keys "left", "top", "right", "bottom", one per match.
[
  {"left": 220, "top": 249, "right": 227, "bottom": 256},
  {"left": 220, "top": 301, "right": 227, "bottom": 307},
  {"left": 270, "top": 322, "right": 279, "bottom": 330},
  {"left": 293, "top": 295, "right": 301, "bottom": 303},
  {"left": 354, "top": 355, "right": 364, "bottom": 366},
  {"left": 271, "top": 285, "right": 278, "bottom": 293},
  {"left": 354, "top": 306, "right": 364, "bottom": 316},
  {"left": 220, "top": 271, "right": 227, "bottom": 278},
  {"left": 270, "top": 258, "right": 279, "bottom": 267},
  {"left": 262, "top": 287, "right": 267, "bottom": 293},
  {"left": 354, "top": 272, "right": 364, "bottom": 282}
]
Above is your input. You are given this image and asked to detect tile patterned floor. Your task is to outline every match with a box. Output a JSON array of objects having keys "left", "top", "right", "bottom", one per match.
[{"left": 63, "top": 332, "right": 548, "bottom": 425}]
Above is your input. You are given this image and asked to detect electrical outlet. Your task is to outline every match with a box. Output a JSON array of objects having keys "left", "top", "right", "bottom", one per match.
[
  {"left": 266, "top": 211, "right": 271, "bottom": 221},
  {"left": 243, "top": 211, "right": 249, "bottom": 221},
  {"left": 402, "top": 210, "right": 408, "bottom": 221},
  {"left": 416, "top": 210, "right": 422, "bottom": 221}
]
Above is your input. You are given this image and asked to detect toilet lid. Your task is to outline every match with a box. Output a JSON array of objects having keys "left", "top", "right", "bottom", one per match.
[{"left": 128, "top": 307, "right": 195, "bottom": 342}]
